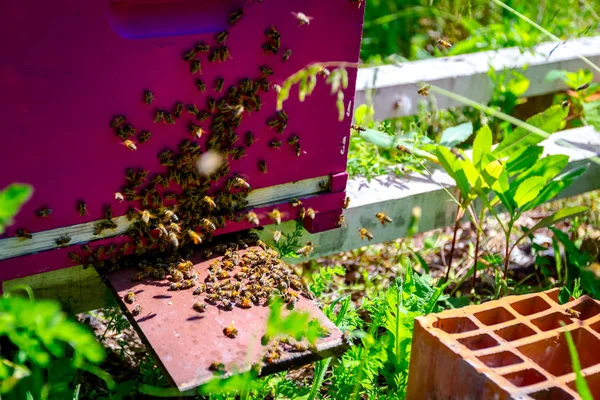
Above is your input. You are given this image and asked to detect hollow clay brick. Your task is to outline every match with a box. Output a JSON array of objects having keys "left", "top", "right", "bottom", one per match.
[{"left": 406, "top": 289, "right": 600, "bottom": 399}]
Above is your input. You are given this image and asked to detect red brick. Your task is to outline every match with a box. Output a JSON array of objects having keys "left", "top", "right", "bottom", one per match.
[{"left": 406, "top": 289, "right": 600, "bottom": 399}]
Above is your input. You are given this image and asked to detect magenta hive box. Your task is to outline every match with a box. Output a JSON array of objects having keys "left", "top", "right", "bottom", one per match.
[{"left": 0, "top": 0, "right": 365, "bottom": 282}]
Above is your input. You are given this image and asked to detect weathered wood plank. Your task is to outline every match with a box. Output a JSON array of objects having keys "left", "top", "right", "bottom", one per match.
[
  {"left": 0, "top": 175, "right": 330, "bottom": 261},
  {"left": 356, "top": 36, "right": 600, "bottom": 120}
]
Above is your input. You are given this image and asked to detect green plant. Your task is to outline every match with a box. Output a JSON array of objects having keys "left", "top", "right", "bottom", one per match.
[
  {"left": 0, "top": 184, "right": 32, "bottom": 234},
  {"left": 270, "top": 221, "right": 304, "bottom": 258},
  {"left": 562, "top": 325, "right": 594, "bottom": 400},
  {"left": 0, "top": 289, "right": 110, "bottom": 399}
]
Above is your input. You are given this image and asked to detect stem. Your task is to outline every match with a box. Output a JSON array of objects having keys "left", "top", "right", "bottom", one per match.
[
  {"left": 502, "top": 222, "right": 514, "bottom": 279},
  {"left": 308, "top": 358, "right": 332, "bottom": 400},
  {"left": 472, "top": 206, "right": 486, "bottom": 291},
  {"left": 445, "top": 200, "right": 463, "bottom": 282}
]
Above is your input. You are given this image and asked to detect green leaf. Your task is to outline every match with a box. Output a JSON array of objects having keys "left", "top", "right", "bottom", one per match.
[
  {"left": 544, "top": 69, "right": 568, "bottom": 82},
  {"left": 439, "top": 122, "right": 473, "bottom": 147},
  {"left": 472, "top": 125, "right": 492, "bottom": 167},
  {"left": 514, "top": 176, "right": 547, "bottom": 208},
  {"left": 515, "top": 154, "right": 569, "bottom": 185},
  {"left": 528, "top": 206, "right": 588, "bottom": 233},
  {"left": 493, "top": 105, "right": 568, "bottom": 158},
  {"left": 0, "top": 184, "right": 33, "bottom": 234},
  {"left": 505, "top": 146, "right": 543, "bottom": 174},
  {"left": 505, "top": 72, "right": 530, "bottom": 97},
  {"left": 562, "top": 328, "right": 594, "bottom": 400},
  {"left": 354, "top": 104, "right": 374, "bottom": 126},
  {"left": 435, "top": 147, "right": 470, "bottom": 198}
]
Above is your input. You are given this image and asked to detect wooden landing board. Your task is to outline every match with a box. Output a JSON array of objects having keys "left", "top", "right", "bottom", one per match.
[{"left": 106, "top": 246, "right": 346, "bottom": 391}]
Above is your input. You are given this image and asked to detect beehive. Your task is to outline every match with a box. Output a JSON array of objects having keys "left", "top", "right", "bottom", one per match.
[
  {"left": 0, "top": 0, "right": 365, "bottom": 282},
  {"left": 407, "top": 289, "right": 600, "bottom": 399}
]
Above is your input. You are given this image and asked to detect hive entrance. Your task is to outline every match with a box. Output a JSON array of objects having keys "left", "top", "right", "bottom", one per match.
[{"left": 107, "top": 243, "right": 346, "bottom": 391}]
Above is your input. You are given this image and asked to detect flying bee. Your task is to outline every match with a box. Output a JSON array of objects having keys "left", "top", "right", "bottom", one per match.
[
  {"left": 123, "top": 139, "right": 137, "bottom": 151},
  {"left": 282, "top": 49, "right": 292, "bottom": 62},
  {"left": 164, "top": 209, "right": 178, "bottom": 222},
  {"left": 138, "top": 130, "right": 151, "bottom": 143},
  {"left": 296, "top": 241, "right": 314, "bottom": 256},
  {"left": 125, "top": 291, "right": 136, "bottom": 304},
  {"left": 200, "top": 218, "right": 216, "bottom": 231},
  {"left": 110, "top": 115, "right": 126, "bottom": 129},
  {"left": 216, "top": 30, "right": 229, "bottom": 44},
  {"left": 132, "top": 304, "right": 143, "bottom": 316},
  {"left": 244, "top": 131, "right": 255, "bottom": 147},
  {"left": 565, "top": 308, "right": 581, "bottom": 318},
  {"left": 258, "top": 160, "right": 267, "bottom": 173},
  {"left": 376, "top": 212, "right": 392, "bottom": 225},
  {"left": 153, "top": 109, "right": 165, "bottom": 123},
  {"left": 269, "top": 139, "right": 282, "bottom": 149},
  {"left": 190, "top": 59, "right": 202, "bottom": 74},
  {"left": 201, "top": 196, "right": 216, "bottom": 210},
  {"left": 359, "top": 228, "right": 374, "bottom": 241},
  {"left": 16, "top": 228, "right": 32, "bottom": 240},
  {"left": 37, "top": 205, "right": 52, "bottom": 218},
  {"left": 229, "top": 8, "right": 243, "bottom": 25},
  {"left": 140, "top": 210, "right": 154, "bottom": 225},
  {"left": 114, "top": 192, "right": 124, "bottom": 202},
  {"left": 143, "top": 90, "right": 154, "bottom": 105},
  {"left": 168, "top": 231, "right": 179, "bottom": 248},
  {"left": 351, "top": 124, "right": 366, "bottom": 132},
  {"left": 291, "top": 11, "right": 313, "bottom": 25},
  {"left": 169, "top": 222, "right": 181, "bottom": 234},
  {"left": 187, "top": 230, "right": 203, "bottom": 245},
  {"left": 55, "top": 234, "right": 71, "bottom": 246},
  {"left": 417, "top": 84, "right": 430, "bottom": 97},
  {"left": 223, "top": 322, "right": 238, "bottom": 338},
  {"left": 260, "top": 65, "right": 274, "bottom": 76},
  {"left": 273, "top": 230, "right": 282, "bottom": 242},
  {"left": 576, "top": 82, "right": 590, "bottom": 91},
  {"left": 343, "top": 196, "right": 351, "bottom": 209},
  {"left": 336, "top": 214, "right": 346, "bottom": 227},
  {"left": 437, "top": 39, "right": 452, "bottom": 49},
  {"left": 268, "top": 209, "right": 282, "bottom": 224},
  {"left": 68, "top": 251, "right": 81, "bottom": 263},
  {"left": 232, "top": 177, "right": 250, "bottom": 190},
  {"left": 306, "top": 208, "right": 316, "bottom": 220},
  {"left": 298, "top": 207, "right": 306, "bottom": 219},
  {"left": 78, "top": 201, "right": 88, "bottom": 217},
  {"left": 193, "top": 302, "right": 207, "bottom": 312},
  {"left": 245, "top": 211, "right": 259, "bottom": 226}
]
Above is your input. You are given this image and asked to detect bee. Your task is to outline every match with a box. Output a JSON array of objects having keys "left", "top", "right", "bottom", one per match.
[
  {"left": 209, "top": 362, "right": 225, "bottom": 374},
  {"left": 232, "top": 177, "right": 250, "bottom": 190},
  {"left": 216, "top": 30, "right": 229, "bottom": 44},
  {"left": 268, "top": 209, "right": 282, "bottom": 224},
  {"left": 336, "top": 214, "right": 346, "bottom": 227},
  {"left": 245, "top": 212, "right": 260, "bottom": 226},
  {"left": 262, "top": 43, "right": 279, "bottom": 55},
  {"left": 282, "top": 49, "right": 292, "bottom": 62},
  {"left": 306, "top": 208, "right": 316, "bottom": 220},
  {"left": 110, "top": 115, "right": 126, "bottom": 129},
  {"left": 172, "top": 102, "right": 184, "bottom": 118},
  {"left": 565, "top": 308, "right": 581, "bottom": 318},
  {"left": 417, "top": 84, "right": 430, "bottom": 97},
  {"left": 292, "top": 342, "right": 308, "bottom": 352},
  {"left": 77, "top": 201, "right": 88, "bottom": 217},
  {"left": 193, "top": 284, "right": 207, "bottom": 295},
  {"left": 258, "top": 160, "right": 267, "bottom": 173},
  {"left": 260, "top": 65, "right": 274, "bottom": 76},
  {"left": 273, "top": 230, "right": 282, "bottom": 242},
  {"left": 190, "top": 59, "right": 202, "bottom": 74},
  {"left": 291, "top": 11, "right": 313, "bottom": 25},
  {"left": 37, "top": 205, "right": 52, "bottom": 218},
  {"left": 219, "top": 45, "right": 231, "bottom": 62},
  {"left": 164, "top": 112, "right": 175, "bottom": 124},
  {"left": 194, "top": 79, "right": 207, "bottom": 94},
  {"left": 351, "top": 124, "right": 366, "bottom": 133},
  {"left": 264, "top": 349, "right": 281, "bottom": 364},
  {"left": 125, "top": 291, "right": 136, "bottom": 304},
  {"left": 154, "top": 109, "right": 165, "bottom": 123},
  {"left": 376, "top": 213, "right": 392, "bottom": 225},
  {"left": 272, "top": 83, "right": 282, "bottom": 93},
  {"left": 240, "top": 297, "right": 252, "bottom": 308},
  {"left": 298, "top": 207, "right": 306, "bottom": 219},
  {"left": 206, "top": 293, "right": 220, "bottom": 304},
  {"left": 68, "top": 251, "right": 82, "bottom": 263},
  {"left": 193, "top": 302, "right": 207, "bottom": 312},
  {"left": 14, "top": 228, "right": 32, "bottom": 240},
  {"left": 81, "top": 244, "right": 92, "bottom": 252},
  {"left": 168, "top": 232, "right": 179, "bottom": 248},
  {"left": 143, "top": 90, "right": 154, "bottom": 105},
  {"left": 55, "top": 234, "right": 71, "bottom": 246},
  {"left": 187, "top": 230, "right": 203, "bottom": 245},
  {"left": 359, "top": 228, "right": 374, "bottom": 241},
  {"left": 222, "top": 299, "right": 234, "bottom": 310},
  {"left": 269, "top": 139, "right": 282, "bottom": 149},
  {"left": 200, "top": 218, "right": 216, "bottom": 231},
  {"left": 169, "top": 222, "right": 181, "bottom": 234},
  {"left": 201, "top": 196, "right": 216, "bottom": 210},
  {"left": 296, "top": 241, "right": 314, "bottom": 256},
  {"left": 437, "top": 39, "right": 452, "bottom": 49},
  {"left": 576, "top": 82, "right": 590, "bottom": 91},
  {"left": 244, "top": 131, "right": 255, "bottom": 147},
  {"left": 195, "top": 41, "right": 209, "bottom": 52},
  {"left": 187, "top": 122, "right": 205, "bottom": 138},
  {"left": 562, "top": 100, "right": 570, "bottom": 108},
  {"left": 223, "top": 322, "right": 238, "bottom": 338},
  {"left": 287, "top": 134, "right": 300, "bottom": 146},
  {"left": 114, "top": 192, "right": 124, "bottom": 202},
  {"left": 207, "top": 97, "right": 216, "bottom": 113},
  {"left": 138, "top": 130, "right": 151, "bottom": 143},
  {"left": 123, "top": 139, "right": 137, "bottom": 151},
  {"left": 343, "top": 196, "right": 351, "bottom": 209},
  {"left": 169, "top": 282, "right": 182, "bottom": 291},
  {"left": 229, "top": 8, "right": 243, "bottom": 24},
  {"left": 212, "top": 76, "right": 225, "bottom": 93},
  {"left": 183, "top": 48, "right": 196, "bottom": 61},
  {"left": 265, "top": 25, "right": 280, "bottom": 39},
  {"left": 185, "top": 104, "right": 199, "bottom": 117},
  {"left": 156, "top": 223, "right": 169, "bottom": 238},
  {"left": 140, "top": 210, "right": 154, "bottom": 225},
  {"left": 132, "top": 304, "right": 143, "bottom": 316}
]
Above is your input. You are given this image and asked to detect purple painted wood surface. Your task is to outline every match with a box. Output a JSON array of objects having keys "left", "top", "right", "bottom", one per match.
[{"left": 0, "top": 0, "right": 364, "bottom": 239}]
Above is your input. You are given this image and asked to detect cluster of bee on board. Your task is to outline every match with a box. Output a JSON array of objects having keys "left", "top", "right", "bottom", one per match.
[{"left": 13, "top": 0, "right": 367, "bottom": 377}]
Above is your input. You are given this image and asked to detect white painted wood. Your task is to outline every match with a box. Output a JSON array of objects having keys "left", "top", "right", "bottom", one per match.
[
  {"left": 259, "top": 126, "right": 600, "bottom": 260},
  {"left": 356, "top": 36, "right": 600, "bottom": 120},
  {"left": 0, "top": 175, "right": 330, "bottom": 261}
]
